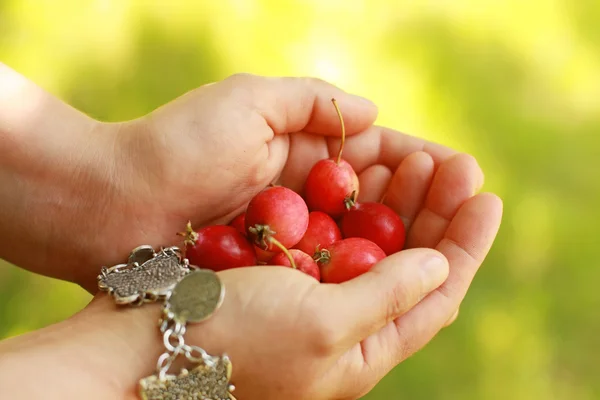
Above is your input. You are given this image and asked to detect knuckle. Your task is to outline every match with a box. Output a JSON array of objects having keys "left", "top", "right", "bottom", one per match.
[
  {"left": 444, "top": 308, "right": 460, "bottom": 327},
  {"left": 394, "top": 326, "right": 418, "bottom": 361},
  {"left": 222, "top": 73, "right": 263, "bottom": 105},
  {"left": 297, "top": 76, "right": 329, "bottom": 91},
  {"left": 299, "top": 75, "right": 322, "bottom": 84},
  {"left": 354, "top": 382, "right": 380, "bottom": 400},
  {"left": 278, "top": 76, "right": 328, "bottom": 93},
  {"left": 384, "top": 279, "right": 414, "bottom": 322},
  {"left": 306, "top": 310, "right": 342, "bottom": 356},
  {"left": 460, "top": 152, "right": 485, "bottom": 185},
  {"left": 224, "top": 72, "right": 257, "bottom": 84},
  {"left": 461, "top": 152, "right": 479, "bottom": 166}
]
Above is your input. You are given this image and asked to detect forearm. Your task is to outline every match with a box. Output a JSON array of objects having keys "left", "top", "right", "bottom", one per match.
[
  {"left": 0, "top": 296, "right": 205, "bottom": 400},
  {"left": 0, "top": 62, "right": 115, "bottom": 285},
  {"left": 0, "top": 299, "right": 141, "bottom": 400},
  {"left": 0, "top": 329, "right": 110, "bottom": 400}
]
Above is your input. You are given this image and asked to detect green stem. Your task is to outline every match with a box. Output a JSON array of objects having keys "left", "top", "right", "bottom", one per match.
[
  {"left": 176, "top": 220, "right": 199, "bottom": 247},
  {"left": 313, "top": 248, "right": 331, "bottom": 265},
  {"left": 344, "top": 190, "right": 358, "bottom": 210},
  {"left": 269, "top": 237, "right": 296, "bottom": 269}
]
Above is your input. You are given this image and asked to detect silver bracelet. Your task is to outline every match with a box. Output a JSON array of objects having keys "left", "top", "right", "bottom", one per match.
[{"left": 97, "top": 245, "right": 236, "bottom": 400}]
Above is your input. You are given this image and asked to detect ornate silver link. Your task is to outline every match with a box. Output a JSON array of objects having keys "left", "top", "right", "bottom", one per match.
[
  {"left": 156, "top": 351, "right": 178, "bottom": 381},
  {"left": 156, "top": 289, "right": 218, "bottom": 376},
  {"left": 183, "top": 344, "right": 217, "bottom": 368},
  {"left": 157, "top": 323, "right": 216, "bottom": 379},
  {"left": 163, "top": 328, "right": 185, "bottom": 353}
]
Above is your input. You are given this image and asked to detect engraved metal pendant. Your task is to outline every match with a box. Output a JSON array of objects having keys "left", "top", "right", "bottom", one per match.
[
  {"left": 164, "top": 269, "right": 225, "bottom": 324},
  {"left": 139, "top": 355, "right": 236, "bottom": 400},
  {"left": 97, "top": 245, "right": 190, "bottom": 305}
]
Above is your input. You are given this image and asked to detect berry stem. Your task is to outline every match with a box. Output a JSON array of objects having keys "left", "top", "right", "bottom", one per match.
[
  {"left": 344, "top": 190, "right": 358, "bottom": 210},
  {"left": 332, "top": 98, "right": 346, "bottom": 165},
  {"left": 248, "top": 224, "right": 276, "bottom": 249},
  {"left": 313, "top": 248, "right": 331, "bottom": 264},
  {"left": 269, "top": 237, "right": 296, "bottom": 269},
  {"left": 176, "top": 220, "right": 199, "bottom": 247}
]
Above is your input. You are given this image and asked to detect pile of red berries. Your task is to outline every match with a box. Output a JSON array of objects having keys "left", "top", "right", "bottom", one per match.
[{"left": 178, "top": 99, "right": 406, "bottom": 284}]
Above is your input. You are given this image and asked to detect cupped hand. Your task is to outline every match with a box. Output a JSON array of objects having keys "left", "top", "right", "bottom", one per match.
[
  {"left": 75, "top": 74, "right": 380, "bottom": 290},
  {"left": 95, "top": 73, "right": 491, "bottom": 292},
  {"left": 0, "top": 147, "right": 502, "bottom": 399},
  {"left": 0, "top": 72, "right": 503, "bottom": 400}
]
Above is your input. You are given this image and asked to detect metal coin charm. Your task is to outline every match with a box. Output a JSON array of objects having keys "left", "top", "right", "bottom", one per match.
[
  {"left": 139, "top": 355, "right": 236, "bottom": 400},
  {"left": 165, "top": 269, "right": 225, "bottom": 324},
  {"left": 98, "top": 246, "right": 190, "bottom": 305}
]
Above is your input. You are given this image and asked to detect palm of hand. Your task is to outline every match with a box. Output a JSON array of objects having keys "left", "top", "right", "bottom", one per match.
[{"left": 184, "top": 129, "right": 501, "bottom": 398}]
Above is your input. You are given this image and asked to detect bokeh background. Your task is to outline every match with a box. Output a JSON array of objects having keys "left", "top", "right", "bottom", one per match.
[{"left": 1, "top": 1, "right": 599, "bottom": 399}]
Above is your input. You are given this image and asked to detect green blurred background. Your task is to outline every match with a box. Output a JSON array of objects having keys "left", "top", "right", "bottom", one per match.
[{"left": 1, "top": 1, "right": 599, "bottom": 399}]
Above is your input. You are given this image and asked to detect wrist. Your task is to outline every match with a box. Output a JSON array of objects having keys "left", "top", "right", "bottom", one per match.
[{"left": 0, "top": 63, "right": 122, "bottom": 286}]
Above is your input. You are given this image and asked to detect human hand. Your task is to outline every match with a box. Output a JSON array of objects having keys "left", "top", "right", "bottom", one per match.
[
  {"left": 91, "top": 74, "right": 380, "bottom": 289},
  {"left": 0, "top": 182, "right": 501, "bottom": 400},
  {"left": 0, "top": 69, "right": 503, "bottom": 399},
  {"left": 78, "top": 74, "right": 502, "bottom": 294},
  {"left": 0, "top": 69, "right": 378, "bottom": 291}
]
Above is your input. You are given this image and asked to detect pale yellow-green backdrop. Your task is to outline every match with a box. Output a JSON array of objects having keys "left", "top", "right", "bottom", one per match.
[{"left": 1, "top": 1, "right": 599, "bottom": 399}]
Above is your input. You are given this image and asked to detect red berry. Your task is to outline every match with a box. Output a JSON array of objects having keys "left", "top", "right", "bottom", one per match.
[
  {"left": 179, "top": 223, "right": 257, "bottom": 272},
  {"left": 229, "top": 213, "right": 274, "bottom": 263},
  {"left": 294, "top": 211, "right": 342, "bottom": 257},
  {"left": 255, "top": 246, "right": 275, "bottom": 264},
  {"left": 303, "top": 99, "right": 359, "bottom": 218},
  {"left": 341, "top": 202, "right": 406, "bottom": 255},
  {"left": 229, "top": 212, "right": 246, "bottom": 237},
  {"left": 303, "top": 158, "right": 359, "bottom": 218},
  {"left": 245, "top": 186, "right": 309, "bottom": 252},
  {"left": 316, "top": 238, "right": 385, "bottom": 283},
  {"left": 270, "top": 249, "right": 320, "bottom": 281}
]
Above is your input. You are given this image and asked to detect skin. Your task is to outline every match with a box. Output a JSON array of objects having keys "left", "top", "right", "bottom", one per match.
[{"left": 0, "top": 63, "right": 503, "bottom": 400}]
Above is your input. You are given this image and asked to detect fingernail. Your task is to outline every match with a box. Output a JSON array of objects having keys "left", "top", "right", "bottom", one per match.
[{"left": 419, "top": 254, "right": 448, "bottom": 293}]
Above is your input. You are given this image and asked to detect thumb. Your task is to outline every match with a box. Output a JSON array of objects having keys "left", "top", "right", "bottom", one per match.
[
  {"left": 223, "top": 73, "right": 379, "bottom": 136},
  {"left": 330, "top": 248, "right": 449, "bottom": 348}
]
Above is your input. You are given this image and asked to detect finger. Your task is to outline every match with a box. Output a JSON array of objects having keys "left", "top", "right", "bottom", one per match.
[
  {"left": 280, "top": 127, "right": 453, "bottom": 200},
  {"left": 263, "top": 134, "right": 291, "bottom": 188},
  {"left": 326, "top": 248, "right": 449, "bottom": 349},
  {"left": 355, "top": 193, "right": 502, "bottom": 377},
  {"left": 406, "top": 153, "right": 484, "bottom": 249},
  {"left": 383, "top": 151, "right": 435, "bottom": 231},
  {"left": 325, "top": 125, "right": 457, "bottom": 175},
  {"left": 444, "top": 308, "right": 459, "bottom": 327},
  {"left": 228, "top": 74, "right": 379, "bottom": 136},
  {"left": 357, "top": 165, "right": 393, "bottom": 203},
  {"left": 395, "top": 193, "right": 502, "bottom": 359},
  {"left": 276, "top": 131, "right": 330, "bottom": 193}
]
